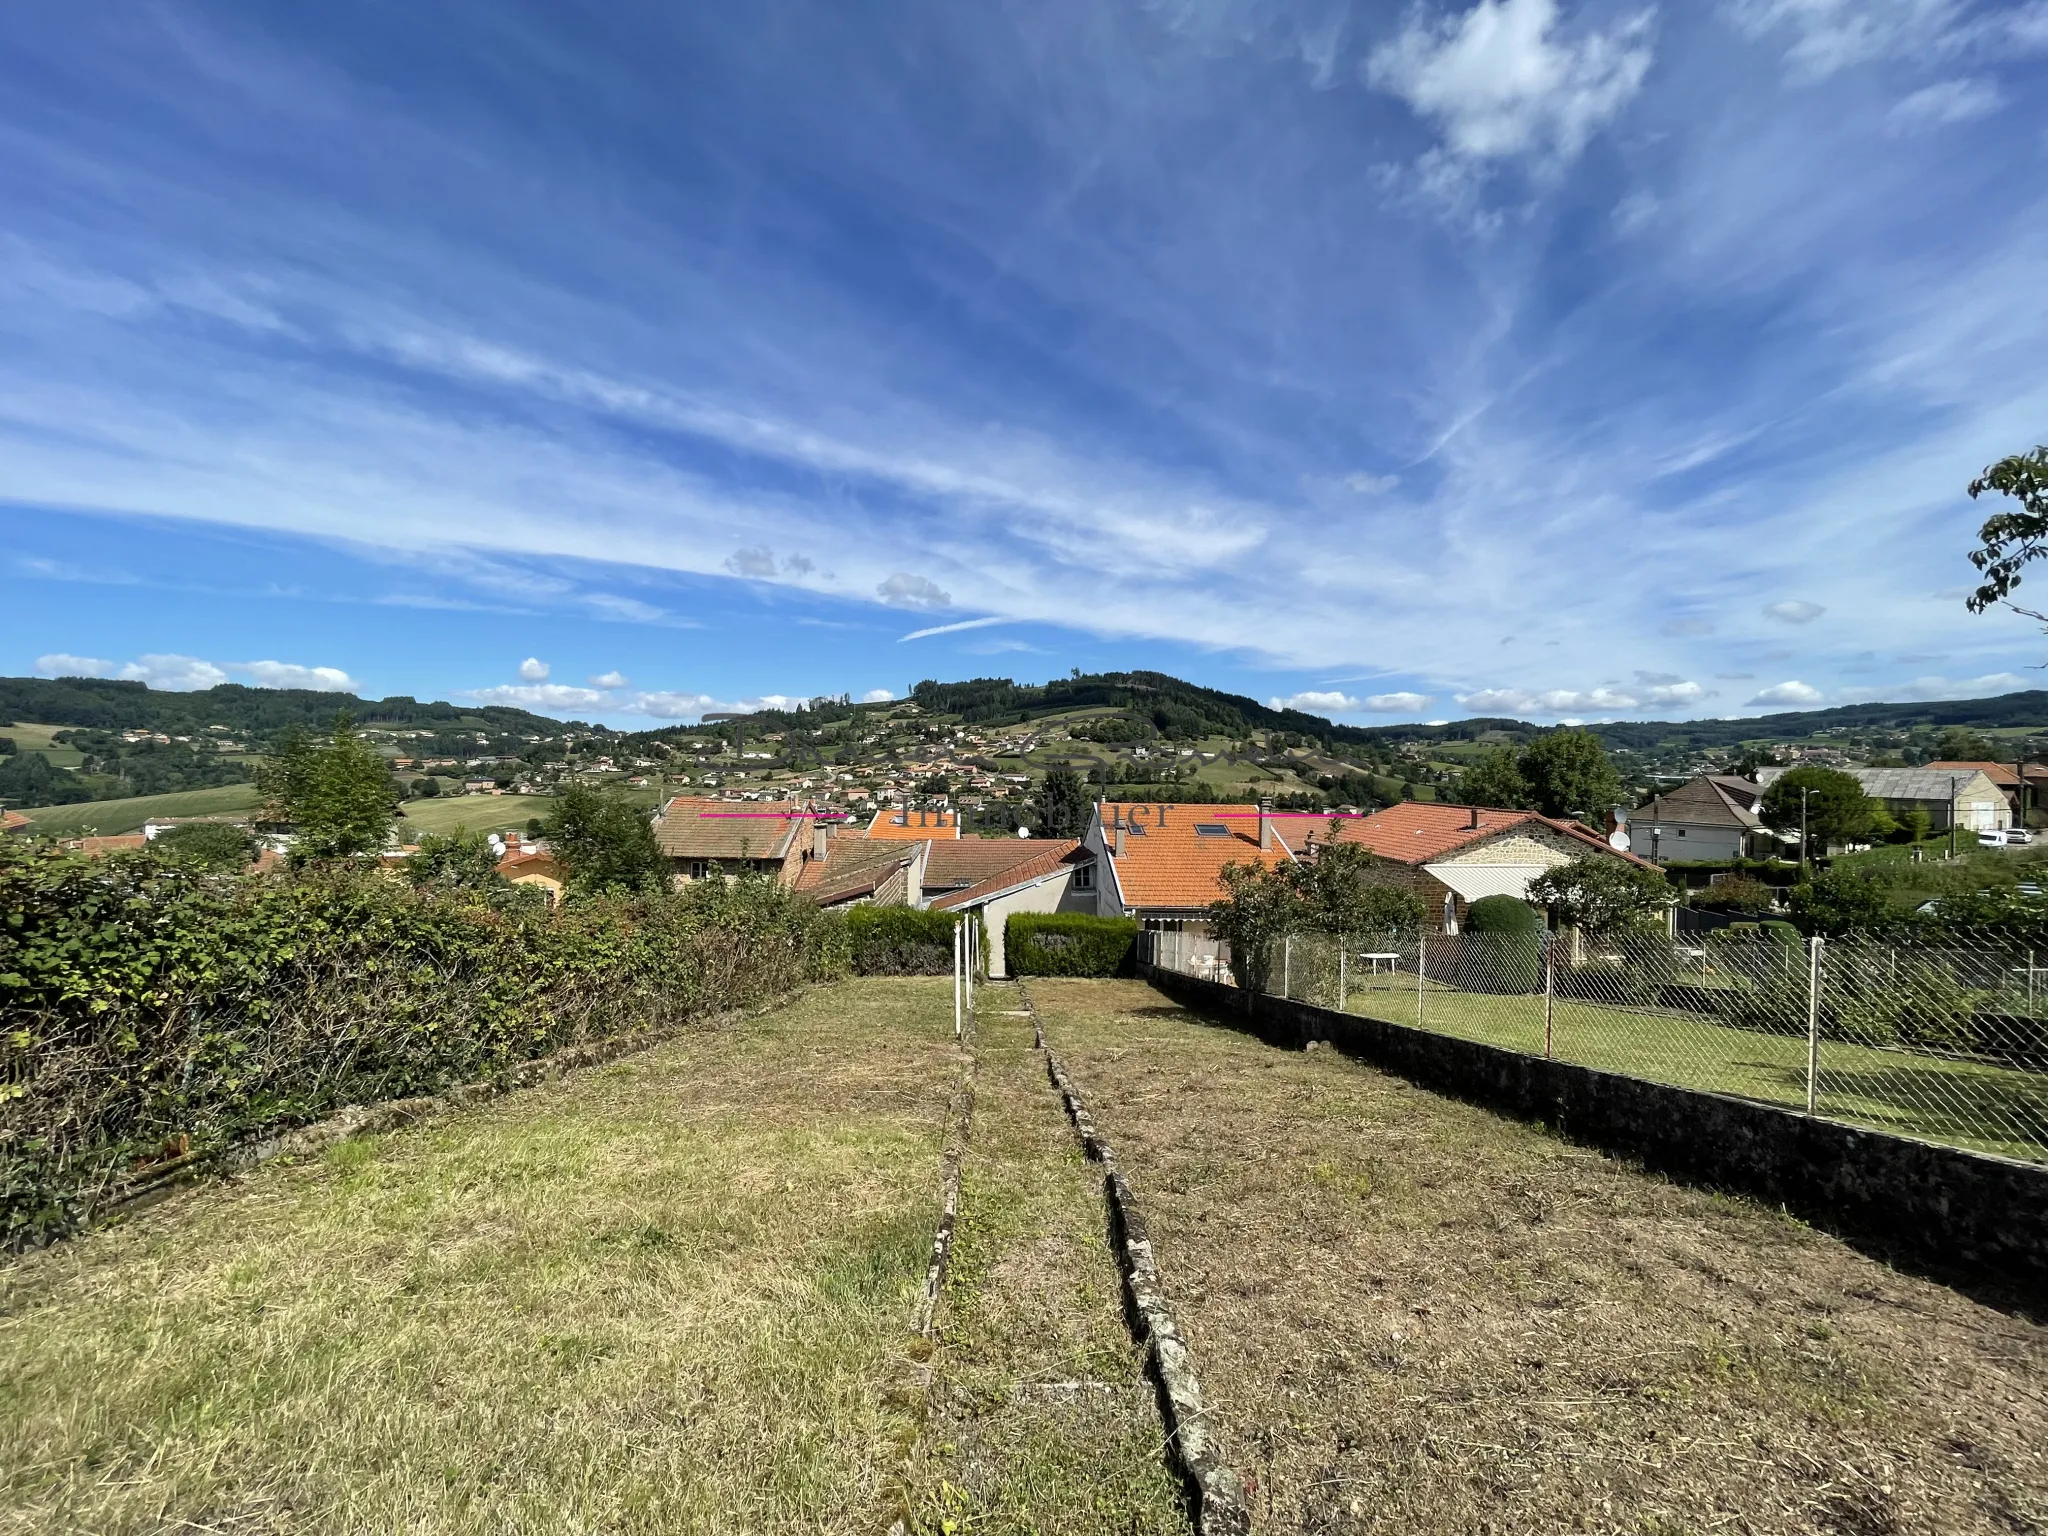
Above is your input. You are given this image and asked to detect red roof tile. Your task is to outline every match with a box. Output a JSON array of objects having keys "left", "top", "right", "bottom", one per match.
[
  {"left": 866, "top": 805, "right": 960, "bottom": 840},
  {"left": 929, "top": 841, "right": 1082, "bottom": 910},
  {"left": 1097, "top": 803, "right": 1293, "bottom": 911}
]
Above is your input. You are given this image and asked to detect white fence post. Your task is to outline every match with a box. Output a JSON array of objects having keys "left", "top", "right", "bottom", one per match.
[
  {"left": 1543, "top": 934, "right": 1555, "bottom": 1060},
  {"left": 1417, "top": 930, "right": 1428, "bottom": 1030},
  {"left": 1338, "top": 936, "right": 1348, "bottom": 1013},
  {"left": 1283, "top": 934, "right": 1292, "bottom": 999},
  {"left": 1805, "top": 935, "right": 1822, "bottom": 1115},
  {"left": 953, "top": 922, "right": 963, "bottom": 1041}
]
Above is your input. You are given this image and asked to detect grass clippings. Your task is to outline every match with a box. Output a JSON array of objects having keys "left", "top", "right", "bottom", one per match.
[
  {"left": 0, "top": 976, "right": 961, "bottom": 1536},
  {"left": 899, "top": 984, "right": 1191, "bottom": 1536},
  {"left": 1030, "top": 978, "right": 2048, "bottom": 1536}
]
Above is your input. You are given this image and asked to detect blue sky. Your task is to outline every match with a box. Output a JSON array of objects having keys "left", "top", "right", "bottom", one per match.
[{"left": 4, "top": 0, "right": 2048, "bottom": 727}]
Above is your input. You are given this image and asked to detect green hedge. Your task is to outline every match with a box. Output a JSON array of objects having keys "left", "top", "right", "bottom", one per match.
[
  {"left": 1460, "top": 895, "right": 1542, "bottom": 992},
  {"left": 1, "top": 842, "right": 849, "bottom": 1245},
  {"left": 1007, "top": 912, "right": 1138, "bottom": 977},
  {"left": 843, "top": 904, "right": 962, "bottom": 976}
]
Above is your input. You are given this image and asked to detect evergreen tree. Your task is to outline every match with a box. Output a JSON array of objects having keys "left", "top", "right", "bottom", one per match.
[
  {"left": 543, "top": 784, "right": 667, "bottom": 894},
  {"left": 256, "top": 714, "right": 397, "bottom": 860},
  {"left": 1030, "top": 766, "right": 1090, "bottom": 838},
  {"left": 1459, "top": 746, "right": 1533, "bottom": 810},
  {"left": 1518, "top": 729, "right": 1623, "bottom": 824}
]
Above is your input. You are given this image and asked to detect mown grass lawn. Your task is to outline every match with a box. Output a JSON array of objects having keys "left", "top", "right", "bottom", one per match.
[
  {"left": 1030, "top": 979, "right": 2048, "bottom": 1535},
  {"left": 1337, "top": 979, "right": 2048, "bottom": 1162},
  {"left": 0, "top": 978, "right": 961, "bottom": 1536},
  {"left": 899, "top": 987, "right": 1189, "bottom": 1535},
  {"left": 17, "top": 782, "right": 264, "bottom": 837}
]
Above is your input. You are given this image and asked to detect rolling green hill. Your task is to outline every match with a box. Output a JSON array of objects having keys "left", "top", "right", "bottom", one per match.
[
  {"left": 16, "top": 784, "right": 265, "bottom": 838},
  {"left": 0, "top": 676, "right": 573, "bottom": 737}
]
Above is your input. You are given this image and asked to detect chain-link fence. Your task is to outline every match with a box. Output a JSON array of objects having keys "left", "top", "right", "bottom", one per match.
[{"left": 1143, "top": 925, "right": 2048, "bottom": 1164}]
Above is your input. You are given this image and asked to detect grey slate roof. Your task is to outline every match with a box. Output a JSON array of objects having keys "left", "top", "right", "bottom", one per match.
[
  {"left": 1755, "top": 766, "right": 2003, "bottom": 801},
  {"left": 1639, "top": 776, "right": 1760, "bottom": 829}
]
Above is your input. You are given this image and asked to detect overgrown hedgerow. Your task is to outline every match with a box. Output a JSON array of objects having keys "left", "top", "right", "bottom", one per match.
[{"left": 0, "top": 842, "right": 850, "bottom": 1244}]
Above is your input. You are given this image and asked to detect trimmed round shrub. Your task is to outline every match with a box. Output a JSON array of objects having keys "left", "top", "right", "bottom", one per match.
[{"left": 1461, "top": 894, "right": 1542, "bottom": 993}]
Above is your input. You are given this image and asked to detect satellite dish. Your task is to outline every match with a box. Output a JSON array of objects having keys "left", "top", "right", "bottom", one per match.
[{"left": 1608, "top": 828, "right": 1630, "bottom": 851}]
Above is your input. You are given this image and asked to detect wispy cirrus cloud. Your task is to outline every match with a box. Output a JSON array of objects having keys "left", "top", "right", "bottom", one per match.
[{"left": 1, "top": 2, "right": 2045, "bottom": 722}]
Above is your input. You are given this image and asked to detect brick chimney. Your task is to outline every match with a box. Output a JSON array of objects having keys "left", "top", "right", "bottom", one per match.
[
  {"left": 1259, "top": 797, "right": 1275, "bottom": 851},
  {"left": 1467, "top": 805, "right": 1480, "bottom": 830}
]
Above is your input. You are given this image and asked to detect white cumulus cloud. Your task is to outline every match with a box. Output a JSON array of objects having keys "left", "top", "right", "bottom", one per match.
[
  {"left": 1747, "top": 680, "right": 1825, "bottom": 706},
  {"left": 1367, "top": 0, "right": 1655, "bottom": 163},
  {"left": 1455, "top": 674, "right": 1705, "bottom": 714},
  {"left": 236, "top": 660, "right": 360, "bottom": 692},
  {"left": 1270, "top": 689, "right": 1434, "bottom": 715},
  {"left": 1837, "top": 671, "right": 2031, "bottom": 703},
  {"left": 862, "top": 688, "right": 896, "bottom": 703},
  {"left": 472, "top": 682, "right": 610, "bottom": 710},
  {"left": 1763, "top": 599, "right": 1826, "bottom": 624},
  {"left": 34, "top": 652, "right": 356, "bottom": 692},
  {"left": 35, "top": 653, "right": 116, "bottom": 678},
  {"left": 877, "top": 573, "right": 953, "bottom": 610},
  {"left": 589, "top": 671, "right": 629, "bottom": 689},
  {"left": 1342, "top": 471, "right": 1401, "bottom": 494},
  {"left": 518, "top": 657, "right": 551, "bottom": 681}
]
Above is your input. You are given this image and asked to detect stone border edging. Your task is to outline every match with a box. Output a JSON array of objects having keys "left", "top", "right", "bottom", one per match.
[
  {"left": 1019, "top": 982, "right": 1250, "bottom": 1536},
  {"left": 30, "top": 986, "right": 818, "bottom": 1254},
  {"left": 913, "top": 1028, "right": 977, "bottom": 1338},
  {"left": 1146, "top": 965, "right": 2048, "bottom": 1310}
]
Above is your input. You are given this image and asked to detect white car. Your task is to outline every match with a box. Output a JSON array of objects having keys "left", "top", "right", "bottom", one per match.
[{"left": 1978, "top": 828, "right": 2035, "bottom": 847}]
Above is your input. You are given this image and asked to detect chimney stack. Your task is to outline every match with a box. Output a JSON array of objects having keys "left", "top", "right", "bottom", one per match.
[
  {"left": 1467, "top": 805, "right": 1480, "bottom": 830},
  {"left": 1114, "top": 807, "right": 1127, "bottom": 859},
  {"left": 1259, "top": 797, "right": 1275, "bottom": 851},
  {"left": 812, "top": 818, "right": 829, "bottom": 861}
]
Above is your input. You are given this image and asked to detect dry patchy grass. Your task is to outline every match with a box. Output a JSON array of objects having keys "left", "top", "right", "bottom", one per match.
[
  {"left": 0, "top": 977, "right": 961, "bottom": 1536},
  {"left": 899, "top": 986, "right": 1190, "bottom": 1535},
  {"left": 1030, "top": 978, "right": 2048, "bottom": 1536}
]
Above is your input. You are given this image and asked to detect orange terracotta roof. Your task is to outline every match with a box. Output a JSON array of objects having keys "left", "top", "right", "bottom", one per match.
[
  {"left": 1926, "top": 760, "right": 2027, "bottom": 787},
  {"left": 790, "top": 838, "right": 919, "bottom": 903},
  {"left": 72, "top": 835, "right": 149, "bottom": 857},
  {"left": 923, "top": 837, "right": 1062, "bottom": 889},
  {"left": 929, "top": 840, "right": 1082, "bottom": 910},
  {"left": 1297, "top": 801, "right": 1659, "bottom": 870},
  {"left": 653, "top": 796, "right": 807, "bottom": 860},
  {"left": 1098, "top": 802, "right": 1293, "bottom": 911},
  {"left": 2, "top": 809, "right": 30, "bottom": 835},
  {"left": 498, "top": 850, "right": 563, "bottom": 879},
  {"left": 866, "top": 804, "right": 960, "bottom": 840}
]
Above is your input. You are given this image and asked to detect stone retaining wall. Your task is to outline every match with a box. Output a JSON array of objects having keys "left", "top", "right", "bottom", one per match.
[{"left": 1144, "top": 966, "right": 2048, "bottom": 1309}]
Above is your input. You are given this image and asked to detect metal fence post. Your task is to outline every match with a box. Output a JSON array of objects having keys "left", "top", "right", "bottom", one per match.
[
  {"left": 953, "top": 922, "right": 963, "bottom": 1041},
  {"left": 1417, "top": 929, "right": 1427, "bottom": 1030},
  {"left": 1543, "top": 934, "right": 1555, "bottom": 1060},
  {"left": 1338, "top": 936, "right": 1348, "bottom": 1013},
  {"left": 1805, "top": 935, "right": 1822, "bottom": 1115},
  {"left": 1283, "top": 933, "right": 1292, "bottom": 999}
]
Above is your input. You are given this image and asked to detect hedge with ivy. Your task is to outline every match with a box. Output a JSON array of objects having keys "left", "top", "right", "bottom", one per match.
[
  {"left": 1006, "top": 912, "right": 1138, "bottom": 977},
  {"left": 1, "top": 843, "right": 848, "bottom": 1245}
]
